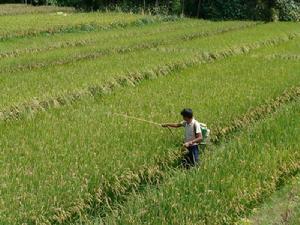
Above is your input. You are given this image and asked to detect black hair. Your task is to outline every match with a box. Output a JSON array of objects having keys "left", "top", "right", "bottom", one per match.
[{"left": 180, "top": 108, "right": 193, "bottom": 118}]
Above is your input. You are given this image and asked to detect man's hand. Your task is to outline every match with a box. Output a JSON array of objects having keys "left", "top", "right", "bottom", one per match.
[{"left": 183, "top": 141, "right": 193, "bottom": 148}]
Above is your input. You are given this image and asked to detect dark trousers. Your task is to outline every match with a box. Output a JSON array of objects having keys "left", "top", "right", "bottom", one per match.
[
  {"left": 182, "top": 144, "right": 206, "bottom": 168},
  {"left": 182, "top": 145, "right": 200, "bottom": 168}
]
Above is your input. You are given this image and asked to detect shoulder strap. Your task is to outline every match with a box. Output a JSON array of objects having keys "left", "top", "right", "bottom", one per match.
[{"left": 194, "top": 121, "right": 200, "bottom": 135}]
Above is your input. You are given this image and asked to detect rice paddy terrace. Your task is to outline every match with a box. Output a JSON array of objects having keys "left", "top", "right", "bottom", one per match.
[{"left": 0, "top": 4, "right": 299, "bottom": 225}]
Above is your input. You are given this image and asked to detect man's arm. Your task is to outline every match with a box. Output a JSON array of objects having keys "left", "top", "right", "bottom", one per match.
[
  {"left": 193, "top": 132, "right": 203, "bottom": 144},
  {"left": 183, "top": 132, "right": 203, "bottom": 147},
  {"left": 161, "top": 123, "right": 183, "bottom": 128}
]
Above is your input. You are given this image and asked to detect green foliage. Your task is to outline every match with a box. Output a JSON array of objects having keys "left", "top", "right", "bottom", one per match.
[
  {"left": 276, "top": 0, "right": 300, "bottom": 21},
  {"left": 170, "top": 0, "right": 181, "bottom": 15},
  {"left": 3, "top": 0, "right": 300, "bottom": 21},
  {"left": 201, "top": 0, "right": 253, "bottom": 19}
]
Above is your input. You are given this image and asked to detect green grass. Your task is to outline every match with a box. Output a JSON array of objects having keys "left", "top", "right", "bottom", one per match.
[
  {"left": 0, "top": 12, "right": 143, "bottom": 39},
  {"left": 0, "top": 49, "right": 299, "bottom": 223},
  {"left": 290, "top": 204, "right": 300, "bottom": 225},
  {"left": 240, "top": 174, "right": 300, "bottom": 225},
  {"left": 103, "top": 100, "right": 300, "bottom": 225},
  {"left": 0, "top": 22, "right": 298, "bottom": 113}
]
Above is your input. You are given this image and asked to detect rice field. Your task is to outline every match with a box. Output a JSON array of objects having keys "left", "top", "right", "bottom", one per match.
[
  {"left": 0, "top": 5, "right": 299, "bottom": 225},
  {"left": 102, "top": 100, "right": 300, "bottom": 225}
]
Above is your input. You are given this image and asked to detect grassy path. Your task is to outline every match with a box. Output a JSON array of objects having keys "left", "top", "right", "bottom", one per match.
[{"left": 240, "top": 174, "right": 300, "bottom": 225}]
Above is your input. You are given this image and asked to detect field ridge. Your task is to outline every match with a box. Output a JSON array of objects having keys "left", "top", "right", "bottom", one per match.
[{"left": 0, "top": 33, "right": 297, "bottom": 122}]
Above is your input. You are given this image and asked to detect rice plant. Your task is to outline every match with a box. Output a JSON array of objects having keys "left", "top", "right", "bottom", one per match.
[
  {"left": 1, "top": 22, "right": 299, "bottom": 116},
  {"left": 0, "top": 21, "right": 254, "bottom": 73},
  {"left": 1, "top": 12, "right": 299, "bottom": 225},
  {"left": 0, "top": 19, "right": 245, "bottom": 58},
  {"left": 103, "top": 100, "right": 300, "bottom": 225},
  {"left": 0, "top": 51, "right": 299, "bottom": 223}
]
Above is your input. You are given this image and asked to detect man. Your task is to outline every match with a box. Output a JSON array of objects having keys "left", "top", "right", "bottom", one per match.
[{"left": 162, "top": 108, "right": 202, "bottom": 168}]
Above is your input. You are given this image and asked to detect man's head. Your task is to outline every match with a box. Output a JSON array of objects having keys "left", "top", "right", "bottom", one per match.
[{"left": 181, "top": 108, "right": 193, "bottom": 122}]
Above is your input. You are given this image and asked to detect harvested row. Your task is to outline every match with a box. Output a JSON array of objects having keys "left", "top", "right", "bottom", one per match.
[
  {"left": 250, "top": 36, "right": 300, "bottom": 61},
  {"left": 0, "top": 12, "right": 144, "bottom": 40},
  {"left": 250, "top": 36, "right": 300, "bottom": 57},
  {"left": 265, "top": 54, "right": 300, "bottom": 60},
  {"left": 1, "top": 23, "right": 299, "bottom": 117},
  {"left": 0, "top": 4, "right": 74, "bottom": 16},
  {"left": 103, "top": 100, "right": 300, "bottom": 225},
  {"left": 252, "top": 54, "right": 300, "bottom": 61},
  {"left": 0, "top": 21, "right": 256, "bottom": 73},
  {"left": 158, "top": 22, "right": 300, "bottom": 53},
  {"left": 0, "top": 52, "right": 299, "bottom": 224},
  {"left": 210, "top": 86, "right": 300, "bottom": 143}
]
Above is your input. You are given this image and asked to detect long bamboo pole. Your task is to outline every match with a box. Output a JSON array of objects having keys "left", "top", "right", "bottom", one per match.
[{"left": 112, "top": 113, "right": 175, "bottom": 137}]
